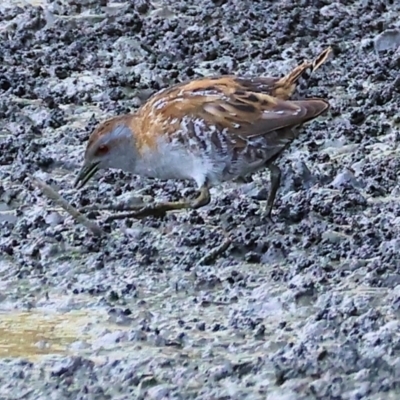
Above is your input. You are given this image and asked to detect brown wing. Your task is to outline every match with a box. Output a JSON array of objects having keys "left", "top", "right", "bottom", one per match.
[
  {"left": 101, "top": 48, "right": 331, "bottom": 156},
  {"left": 145, "top": 46, "right": 332, "bottom": 103},
  {"left": 139, "top": 76, "right": 329, "bottom": 142}
]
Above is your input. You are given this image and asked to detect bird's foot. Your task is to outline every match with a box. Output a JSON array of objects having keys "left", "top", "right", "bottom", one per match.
[{"left": 104, "top": 201, "right": 179, "bottom": 221}]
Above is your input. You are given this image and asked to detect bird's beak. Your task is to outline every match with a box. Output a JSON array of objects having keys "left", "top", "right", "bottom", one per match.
[{"left": 74, "top": 161, "right": 100, "bottom": 189}]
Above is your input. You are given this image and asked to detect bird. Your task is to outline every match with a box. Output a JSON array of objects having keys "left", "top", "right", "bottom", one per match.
[{"left": 74, "top": 47, "right": 332, "bottom": 221}]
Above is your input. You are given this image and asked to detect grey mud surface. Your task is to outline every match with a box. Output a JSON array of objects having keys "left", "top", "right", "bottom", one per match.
[{"left": 1, "top": 0, "right": 400, "bottom": 399}]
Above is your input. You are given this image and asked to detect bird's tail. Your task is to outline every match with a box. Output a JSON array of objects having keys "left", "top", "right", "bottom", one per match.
[{"left": 275, "top": 46, "right": 332, "bottom": 99}]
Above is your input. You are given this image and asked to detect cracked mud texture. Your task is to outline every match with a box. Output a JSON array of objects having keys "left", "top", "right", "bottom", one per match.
[{"left": 1, "top": 0, "right": 400, "bottom": 399}]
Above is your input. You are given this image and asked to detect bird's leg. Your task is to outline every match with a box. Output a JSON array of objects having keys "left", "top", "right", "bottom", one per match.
[
  {"left": 105, "top": 184, "right": 211, "bottom": 221},
  {"left": 232, "top": 175, "right": 253, "bottom": 184},
  {"left": 263, "top": 163, "right": 282, "bottom": 223},
  {"left": 81, "top": 200, "right": 144, "bottom": 212}
]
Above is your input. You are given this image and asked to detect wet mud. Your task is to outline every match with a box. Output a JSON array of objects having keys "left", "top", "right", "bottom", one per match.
[{"left": 1, "top": 0, "right": 400, "bottom": 399}]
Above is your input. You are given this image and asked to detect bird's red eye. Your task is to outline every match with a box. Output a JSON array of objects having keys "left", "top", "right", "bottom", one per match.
[{"left": 96, "top": 145, "right": 109, "bottom": 156}]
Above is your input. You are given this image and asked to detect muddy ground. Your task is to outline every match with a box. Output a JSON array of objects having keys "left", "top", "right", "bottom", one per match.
[{"left": 1, "top": 0, "right": 400, "bottom": 399}]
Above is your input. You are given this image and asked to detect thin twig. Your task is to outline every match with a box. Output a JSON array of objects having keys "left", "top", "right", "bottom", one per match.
[
  {"left": 28, "top": 174, "right": 105, "bottom": 237},
  {"left": 197, "top": 236, "right": 232, "bottom": 266}
]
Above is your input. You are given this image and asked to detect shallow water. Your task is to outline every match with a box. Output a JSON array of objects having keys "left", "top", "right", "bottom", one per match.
[
  {"left": 1, "top": 0, "right": 400, "bottom": 398},
  {"left": 0, "top": 310, "right": 92, "bottom": 360}
]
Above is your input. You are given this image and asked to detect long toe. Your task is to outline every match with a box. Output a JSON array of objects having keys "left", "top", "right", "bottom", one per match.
[
  {"left": 264, "top": 213, "right": 275, "bottom": 225},
  {"left": 259, "top": 205, "right": 275, "bottom": 225},
  {"left": 104, "top": 204, "right": 168, "bottom": 222},
  {"left": 81, "top": 202, "right": 148, "bottom": 213}
]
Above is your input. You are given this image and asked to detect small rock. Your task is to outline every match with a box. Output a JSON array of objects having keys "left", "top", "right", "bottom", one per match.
[
  {"left": 51, "top": 357, "right": 94, "bottom": 378},
  {"left": 374, "top": 29, "right": 400, "bottom": 53},
  {"left": 146, "top": 384, "right": 173, "bottom": 400},
  {"left": 330, "top": 169, "right": 360, "bottom": 189},
  {"left": 208, "top": 363, "right": 233, "bottom": 381},
  {"left": 44, "top": 211, "right": 63, "bottom": 226}
]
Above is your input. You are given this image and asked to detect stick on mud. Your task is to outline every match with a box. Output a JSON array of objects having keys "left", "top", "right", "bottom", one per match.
[
  {"left": 28, "top": 174, "right": 104, "bottom": 237},
  {"left": 197, "top": 236, "right": 232, "bottom": 266}
]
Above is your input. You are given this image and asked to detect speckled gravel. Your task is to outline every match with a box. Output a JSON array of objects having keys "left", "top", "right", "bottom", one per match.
[{"left": 1, "top": 0, "right": 400, "bottom": 399}]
